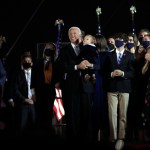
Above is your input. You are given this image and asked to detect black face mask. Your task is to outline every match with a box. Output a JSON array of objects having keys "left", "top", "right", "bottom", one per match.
[
  {"left": 44, "top": 49, "right": 55, "bottom": 57},
  {"left": 107, "top": 43, "right": 115, "bottom": 50},
  {"left": 23, "top": 63, "right": 32, "bottom": 69}
]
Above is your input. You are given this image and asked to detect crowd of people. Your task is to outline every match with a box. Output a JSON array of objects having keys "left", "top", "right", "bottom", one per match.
[{"left": 1, "top": 27, "right": 150, "bottom": 150}]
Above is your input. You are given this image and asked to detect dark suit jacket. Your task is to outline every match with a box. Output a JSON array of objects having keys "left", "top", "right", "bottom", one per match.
[
  {"left": 14, "top": 68, "right": 36, "bottom": 130},
  {"left": 58, "top": 43, "right": 83, "bottom": 92},
  {"left": 57, "top": 43, "right": 101, "bottom": 139},
  {"left": 14, "top": 69, "right": 30, "bottom": 104},
  {"left": 104, "top": 49, "right": 134, "bottom": 93},
  {"left": 58, "top": 43, "right": 100, "bottom": 92}
]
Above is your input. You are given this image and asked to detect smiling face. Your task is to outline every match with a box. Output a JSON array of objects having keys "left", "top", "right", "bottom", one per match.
[{"left": 68, "top": 27, "right": 82, "bottom": 44}]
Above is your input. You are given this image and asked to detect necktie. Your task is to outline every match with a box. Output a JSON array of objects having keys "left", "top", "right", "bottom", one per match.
[
  {"left": 74, "top": 45, "right": 80, "bottom": 56},
  {"left": 118, "top": 52, "right": 122, "bottom": 64}
]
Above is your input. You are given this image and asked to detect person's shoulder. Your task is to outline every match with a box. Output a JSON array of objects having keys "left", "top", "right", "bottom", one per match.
[
  {"left": 107, "top": 49, "right": 115, "bottom": 55},
  {"left": 83, "top": 44, "right": 97, "bottom": 50},
  {"left": 59, "top": 42, "right": 72, "bottom": 52},
  {"left": 124, "top": 49, "right": 134, "bottom": 56},
  {"left": 61, "top": 42, "right": 71, "bottom": 48}
]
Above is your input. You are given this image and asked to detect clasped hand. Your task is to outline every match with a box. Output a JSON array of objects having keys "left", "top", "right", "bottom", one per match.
[
  {"left": 77, "top": 60, "right": 92, "bottom": 70},
  {"left": 112, "top": 69, "right": 123, "bottom": 77}
]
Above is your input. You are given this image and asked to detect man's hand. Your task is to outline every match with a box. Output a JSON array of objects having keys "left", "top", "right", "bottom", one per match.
[
  {"left": 112, "top": 69, "right": 123, "bottom": 77},
  {"left": 25, "top": 99, "right": 34, "bottom": 104},
  {"left": 82, "top": 60, "right": 93, "bottom": 68},
  {"left": 77, "top": 60, "right": 88, "bottom": 70}
]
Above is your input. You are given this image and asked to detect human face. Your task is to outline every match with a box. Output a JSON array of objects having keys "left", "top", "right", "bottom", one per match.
[
  {"left": 143, "top": 35, "right": 150, "bottom": 41},
  {"left": 107, "top": 37, "right": 115, "bottom": 45},
  {"left": 128, "top": 36, "right": 134, "bottom": 43},
  {"left": 139, "top": 32, "right": 149, "bottom": 38},
  {"left": 142, "top": 35, "right": 150, "bottom": 49},
  {"left": 83, "top": 35, "right": 93, "bottom": 45},
  {"left": 68, "top": 27, "right": 81, "bottom": 44},
  {"left": 22, "top": 57, "right": 32, "bottom": 69},
  {"left": 23, "top": 57, "right": 32, "bottom": 64}
]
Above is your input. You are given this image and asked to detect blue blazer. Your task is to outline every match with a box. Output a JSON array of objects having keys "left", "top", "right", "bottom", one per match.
[{"left": 104, "top": 49, "right": 134, "bottom": 93}]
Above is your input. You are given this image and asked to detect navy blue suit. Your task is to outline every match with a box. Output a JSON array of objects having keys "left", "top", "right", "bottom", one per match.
[
  {"left": 104, "top": 49, "right": 134, "bottom": 141},
  {"left": 105, "top": 49, "right": 134, "bottom": 93}
]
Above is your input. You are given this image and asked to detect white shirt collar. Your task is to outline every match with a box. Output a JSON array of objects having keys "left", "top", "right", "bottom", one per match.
[
  {"left": 116, "top": 48, "right": 125, "bottom": 55},
  {"left": 24, "top": 69, "right": 31, "bottom": 74}
]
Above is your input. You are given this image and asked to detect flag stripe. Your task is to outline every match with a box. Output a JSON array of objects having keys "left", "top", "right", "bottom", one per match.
[{"left": 53, "top": 88, "right": 65, "bottom": 121}]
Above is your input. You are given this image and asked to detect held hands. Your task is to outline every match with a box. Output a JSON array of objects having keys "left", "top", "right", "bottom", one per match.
[
  {"left": 24, "top": 94, "right": 36, "bottom": 104},
  {"left": 112, "top": 69, "right": 123, "bottom": 77},
  {"left": 77, "top": 60, "right": 92, "bottom": 70},
  {"left": 82, "top": 60, "right": 93, "bottom": 67},
  {"left": 25, "top": 98, "right": 34, "bottom": 104}
]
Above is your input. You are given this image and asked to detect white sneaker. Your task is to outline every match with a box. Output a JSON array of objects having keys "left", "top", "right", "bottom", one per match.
[{"left": 115, "top": 139, "right": 124, "bottom": 150}]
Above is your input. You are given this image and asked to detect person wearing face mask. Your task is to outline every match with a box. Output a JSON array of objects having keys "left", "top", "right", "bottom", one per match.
[
  {"left": 104, "top": 33, "right": 134, "bottom": 150},
  {"left": 107, "top": 35, "right": 116, "bottom": 52},
  {"left": 142, "top": 40, "right": 150, "bottom": 50},
  {"left": 125, "top": 33, "right": 142, "bottom": 141},
  {"left": 136, "top": 29, "right": 150, "bottom": 61},
  {"left": 137, "top": 35, "right": 150, "bottom": 141},
  {"left": 13, "top": 51, "right": 36, "bottom": 137},
  {"left": 126, "top": 33, "right": 139, "bottom": 55},
  {"left": 31, "top": 42, "right": 58, "bottom": 137}
]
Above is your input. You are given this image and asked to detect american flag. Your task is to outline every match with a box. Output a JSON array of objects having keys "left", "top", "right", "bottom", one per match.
[{"left": 53, "top": 88, "right": 65, "bottom": 121}]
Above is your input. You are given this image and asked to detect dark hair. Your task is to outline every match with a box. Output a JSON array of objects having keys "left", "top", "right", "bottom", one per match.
[
  {"left": 21, "top": 51, "right": 32, "bottom": 59},
  {"left": 114, "top": 33, "right": 128, "bottom": 43}
]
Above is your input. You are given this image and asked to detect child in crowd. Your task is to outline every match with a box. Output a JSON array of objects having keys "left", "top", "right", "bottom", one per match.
[{"left": 79, "top": 34, "right": 98, "bottom": 82}]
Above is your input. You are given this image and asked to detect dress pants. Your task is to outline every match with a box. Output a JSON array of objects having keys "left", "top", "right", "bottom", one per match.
[{"left": 107, "top": 92, "right": 129, "bottom": 141}]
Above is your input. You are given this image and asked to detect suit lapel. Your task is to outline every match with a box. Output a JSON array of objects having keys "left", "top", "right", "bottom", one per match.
[
  {"left": 69, "top": 44, "right": 78, "bottom": 57},
  {"left": 112, "top": 50, "right": 118, "bottom": 65}
]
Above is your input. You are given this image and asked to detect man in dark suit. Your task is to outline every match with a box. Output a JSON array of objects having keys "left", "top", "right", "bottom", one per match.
[
  {"left": 13, "top": 51, "right": 36, "bottom": 136},
  {"left": 104, "top": 33, "right": 134, "bottom": 150},
  {"left": 57, "top": 26, "right": 99, "bottom": 142}
]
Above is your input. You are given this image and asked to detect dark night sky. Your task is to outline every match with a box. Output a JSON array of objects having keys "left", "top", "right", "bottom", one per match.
[{"left": 0, "top": 0, "right": 149, "bottom": 62}]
